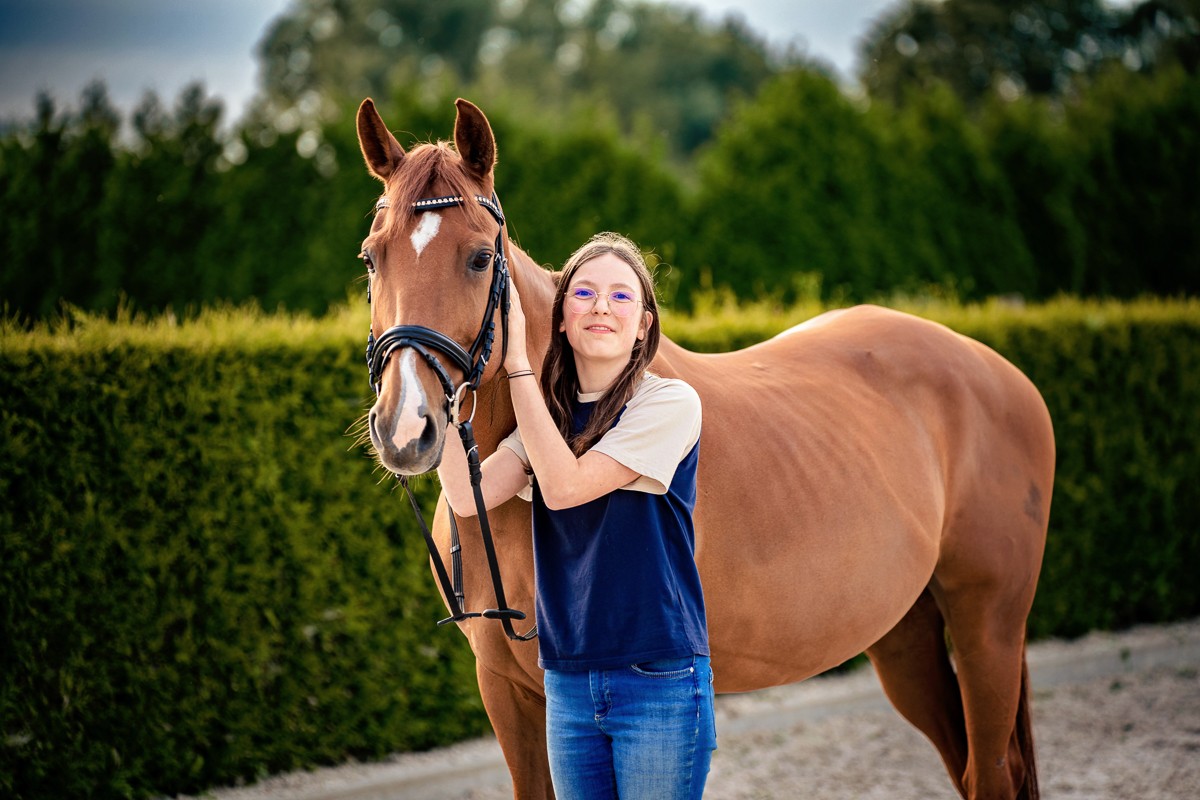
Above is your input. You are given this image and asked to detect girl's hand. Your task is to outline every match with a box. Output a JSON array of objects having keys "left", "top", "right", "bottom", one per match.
[{"left": 504, "top": 277, "right": 530, "bottom": 373}]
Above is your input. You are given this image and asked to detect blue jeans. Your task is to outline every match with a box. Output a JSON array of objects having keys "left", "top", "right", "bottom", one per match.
[{"left": 544, "top": 655, "right": 716, "bottom": 800}]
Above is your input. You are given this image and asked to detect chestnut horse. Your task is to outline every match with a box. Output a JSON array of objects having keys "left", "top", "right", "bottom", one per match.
[{"left": 356, "top": 97, "right": 1053, "bottom": 800}]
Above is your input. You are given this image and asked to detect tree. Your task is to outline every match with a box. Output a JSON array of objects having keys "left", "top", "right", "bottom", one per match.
[
  {"left": 1066, "top": 64, "right": 1200, "bottom": 296},
  {"left": 255, "top": 0, "right": 498, "bottom": 123},
  {"left": 481, "top": 0, "right": 779, "bottom": 155},
  {"left": 858, "top": 0, "right": 1199, "bottom": 107},
  {"left": 0, "top": 84, "right": 119, "bottom": 319},
  {"left": 252, "top": 0, "right": 783, "bottom": 158},
  {"left": 681, "top": 67, "right": 1039, "bottom": 306},
  {"left": 97, "top": 85, "right": 226, "bottom": 314},
  {"left": 981, "top": 94, "right": 1090, "bottom": 296},
  {"left": 684, "top": 69, "right": 897, "bottom": 302}
]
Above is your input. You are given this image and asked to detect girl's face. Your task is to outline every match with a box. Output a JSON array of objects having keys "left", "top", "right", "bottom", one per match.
[{"left": 559, "top": 253, "right": 652, "bottom": 368}]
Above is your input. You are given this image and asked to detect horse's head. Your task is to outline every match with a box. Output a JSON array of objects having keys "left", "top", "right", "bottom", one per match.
[{"left": 356, "top": 97, "right": 509, "bottom": 475}]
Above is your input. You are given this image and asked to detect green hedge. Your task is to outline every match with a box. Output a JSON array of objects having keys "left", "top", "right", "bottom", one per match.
[
  {"left": 2, "top": 298, "right": 1198, "bottom": 798},
  {"left": 0, "top": 307, "right": 487, "bottom": 799}
]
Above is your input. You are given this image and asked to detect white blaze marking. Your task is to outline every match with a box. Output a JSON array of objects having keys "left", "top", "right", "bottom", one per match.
[
  {"left": 410, "top": 212, "right": 442, "bottom": 257},
  {"left": 391, "top": 349, "right": 427, "bottom": 450}
]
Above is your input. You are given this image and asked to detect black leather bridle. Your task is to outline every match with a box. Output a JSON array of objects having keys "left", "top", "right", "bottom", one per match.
[{"left": 365, "top": 191, "right": 535, "bottom": 642}]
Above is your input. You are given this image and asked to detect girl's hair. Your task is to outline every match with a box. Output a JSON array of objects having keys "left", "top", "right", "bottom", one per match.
[{"left": 539, "top": 232, "right": 661, "bottom": 456}]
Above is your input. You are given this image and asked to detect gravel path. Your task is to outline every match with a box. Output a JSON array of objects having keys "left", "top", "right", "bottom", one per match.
[{"left": 184, "top": 618, "right": 1200, "bottom": 800}]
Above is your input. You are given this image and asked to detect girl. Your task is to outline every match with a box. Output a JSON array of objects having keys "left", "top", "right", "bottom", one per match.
[{"left": 438, "top": 232, "right": 714, "bottom": 800}]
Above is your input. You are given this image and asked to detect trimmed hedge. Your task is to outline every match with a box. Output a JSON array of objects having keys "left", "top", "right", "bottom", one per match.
[
  {"left": 2, "top": 297, "right": 1198, "bottom": 798},
  {"left": 0, "top": 307, "right": 486, "bottom": 799}
]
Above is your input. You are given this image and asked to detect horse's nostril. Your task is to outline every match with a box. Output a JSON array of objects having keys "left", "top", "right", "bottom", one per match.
[
  {"left": 368, "top": 408, "right": 380, "bottom": 443},
  {"left": 419, "top": 413, "right": 438, "bottom": 451}
]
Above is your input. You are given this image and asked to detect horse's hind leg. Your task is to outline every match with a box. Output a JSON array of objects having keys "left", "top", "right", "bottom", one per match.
[
  {"left": 935, "top": 474, "right": 1045, "bottom": 799},
  {"left": 867, "top": 587, "right": 969, "bottom": 796},
  {"left": 937, "top": 581, "right": 1039, "bottom": 800},
  {"left": 932, "top": 359, "right": 1050, "bottom": 799}
]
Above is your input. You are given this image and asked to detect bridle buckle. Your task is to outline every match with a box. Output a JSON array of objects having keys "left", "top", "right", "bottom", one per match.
[{"left": 449, "top": 382, "right": 477, "bottom": 427}]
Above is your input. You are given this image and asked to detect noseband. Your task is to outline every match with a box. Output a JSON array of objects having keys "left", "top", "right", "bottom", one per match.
[
  {"left": 365, "top": 191, "right": 535, "bottom": 642},
  {"left": 366, "top": 193, "right": 508, "bottom": 413}
]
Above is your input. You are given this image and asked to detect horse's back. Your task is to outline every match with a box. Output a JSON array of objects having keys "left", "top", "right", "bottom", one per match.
[
  {"left": 658, "top": 304, "right": 1049, "bottom": 460},
  {"left": 651, "top": 305, "right": 1054, "bottom": 690}
]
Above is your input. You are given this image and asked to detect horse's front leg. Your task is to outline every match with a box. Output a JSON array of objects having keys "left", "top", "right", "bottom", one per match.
[{"left": 477, "top": 661, "right": 554, "bottom": 799}]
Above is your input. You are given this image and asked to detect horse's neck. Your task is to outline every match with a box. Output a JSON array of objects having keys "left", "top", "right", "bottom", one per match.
[{"left": 472, "top": 244, "right": 556, "bottom": 453}]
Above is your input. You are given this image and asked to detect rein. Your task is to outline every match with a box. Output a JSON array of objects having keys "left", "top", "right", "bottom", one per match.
[{"left": 365, "top": 191, "right": 536, "bottom": 642}]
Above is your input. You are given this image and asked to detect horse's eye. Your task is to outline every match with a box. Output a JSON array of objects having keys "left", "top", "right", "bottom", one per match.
[
  {"left": 360, "top": 251, "right": 375, "bottom": 273},
  {"left": 471, "top": 251, "right": 494, "bottom": 272}
]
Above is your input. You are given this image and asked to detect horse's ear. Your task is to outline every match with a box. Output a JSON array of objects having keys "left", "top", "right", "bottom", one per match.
[
  {"left": 356, "top": 98, "right": 405, "bottom": 181},
  {"left": 454, "top": 98, "right": 496, "bottom": 182}
]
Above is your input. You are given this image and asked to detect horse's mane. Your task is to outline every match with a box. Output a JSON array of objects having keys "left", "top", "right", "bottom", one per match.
[{"left": 377, "top": 141, "right": 495, "bottom": 239}]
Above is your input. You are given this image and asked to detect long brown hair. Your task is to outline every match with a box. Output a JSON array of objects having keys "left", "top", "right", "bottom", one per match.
[{"left": 540, "top": 232, "right": 661, "bottom": 456}]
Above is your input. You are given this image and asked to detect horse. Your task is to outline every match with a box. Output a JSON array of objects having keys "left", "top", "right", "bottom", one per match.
[{"left": 355, "top": 97, "right": 1054, "bottom": 800}]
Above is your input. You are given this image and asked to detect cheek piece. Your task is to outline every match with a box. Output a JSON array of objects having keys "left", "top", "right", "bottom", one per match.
[{"left": 364, "top": 191, "right": 535, "bottom": 642}]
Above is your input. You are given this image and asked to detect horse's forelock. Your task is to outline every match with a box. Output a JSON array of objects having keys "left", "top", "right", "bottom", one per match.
[{"left": 378, "top": 142, "right": 494, "bottom": 242}]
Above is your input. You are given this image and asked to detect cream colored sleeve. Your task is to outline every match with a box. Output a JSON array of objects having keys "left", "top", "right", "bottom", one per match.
[
  {"left": 496, "top": 427, "right": 534, "bottom": 502},
  {"left": 589, "top": 377, "right": 702, "bottom": 495}
]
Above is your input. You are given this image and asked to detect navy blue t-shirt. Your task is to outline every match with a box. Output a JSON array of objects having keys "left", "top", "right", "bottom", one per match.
[{"left": 530, "top": 389, "right": 708, "bottom": 671}]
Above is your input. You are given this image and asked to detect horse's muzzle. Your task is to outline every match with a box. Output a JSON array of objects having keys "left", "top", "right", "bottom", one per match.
[{"left": 368, "top": 398, "right": 444, "bottom": 476}]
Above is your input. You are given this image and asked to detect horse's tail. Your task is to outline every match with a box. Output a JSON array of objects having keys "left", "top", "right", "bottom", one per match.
[{"left": 1015, "top": 647, "right": 1039, "bottom": 800}]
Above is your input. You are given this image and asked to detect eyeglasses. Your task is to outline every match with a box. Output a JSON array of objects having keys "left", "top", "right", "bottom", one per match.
[{"left": 565, "top": 287, "right": 642, "bottom": 317}]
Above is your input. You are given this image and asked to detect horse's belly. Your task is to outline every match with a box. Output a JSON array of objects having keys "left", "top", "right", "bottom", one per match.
[
  {"left": 700, "top": 507, "right": 938, "bottom": 691},
  {"left": 695, "top": 425, "right": 944, "bottom": 692}
]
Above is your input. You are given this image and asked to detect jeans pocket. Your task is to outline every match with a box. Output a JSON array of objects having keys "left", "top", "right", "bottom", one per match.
[{"left": 629, "top": 656, "right": 695, "bottom": 679}]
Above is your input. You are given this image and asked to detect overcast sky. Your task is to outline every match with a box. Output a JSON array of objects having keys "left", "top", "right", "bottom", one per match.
[{"left": 0, "top": 0, "right": 901, "bottom": 124}]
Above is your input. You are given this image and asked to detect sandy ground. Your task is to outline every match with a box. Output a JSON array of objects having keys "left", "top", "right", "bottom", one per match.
[{"left": 184, "top": 618, "right": 1200, "bottom": 800}]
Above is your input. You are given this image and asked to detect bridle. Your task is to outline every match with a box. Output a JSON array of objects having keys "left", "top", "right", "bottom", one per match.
[{"left": 364, "top": 190, "right": 536, "bottom": 642}]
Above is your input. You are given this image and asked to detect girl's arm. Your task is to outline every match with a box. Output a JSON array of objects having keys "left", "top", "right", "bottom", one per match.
[
  {"left": 502, "top": 282, "right": 639, "bottom": 511},
  {"left": 507, "top": 377, "right": 639, "bottom": 510},
  {"left": 436, "top": 425, "right": 531, "bottom": 517}
]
